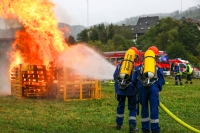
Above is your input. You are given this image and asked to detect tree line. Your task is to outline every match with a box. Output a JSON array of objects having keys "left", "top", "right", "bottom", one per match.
[{"left": 69, "top": 17, "right": 200, "bottom": 67}]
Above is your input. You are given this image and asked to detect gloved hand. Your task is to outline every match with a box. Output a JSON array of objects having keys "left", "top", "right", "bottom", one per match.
[{"left": 173, "top": 72, "right": 177, "bottom": 74}]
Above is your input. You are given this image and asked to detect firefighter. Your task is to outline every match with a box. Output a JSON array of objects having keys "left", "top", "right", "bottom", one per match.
[
  {"left": 113, "top": 47, "right": 139, "bottom": 133},
  {"left": 184, "top": 61, "right": 193, "bottom": 84},
  {"left": 132, "top": 46, "right": 165, "bottom": 133},
  {"left": 174, "top": 62, "right": 182, "bottom": 85}
]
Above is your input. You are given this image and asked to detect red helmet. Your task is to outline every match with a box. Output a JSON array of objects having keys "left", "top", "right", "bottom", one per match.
[
  {"left": 148, "top": 46, "right": 159, "bottom": 55},
  {"left": 130, "top": 47, "right": 139, "bottom": 55},
  {"left": 174, "top": 62, "right": 178, "bottom": 66}
]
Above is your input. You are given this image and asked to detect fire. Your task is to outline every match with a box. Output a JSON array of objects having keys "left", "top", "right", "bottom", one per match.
[
  {"left": 0, "top": 0, "right": 69, "bottom": 71},
  {"left": 60, "top": 25, "right": 71, "bottom": 33},
  {"left": 9, "top": 51, "right": 23, "bottom": 70}
]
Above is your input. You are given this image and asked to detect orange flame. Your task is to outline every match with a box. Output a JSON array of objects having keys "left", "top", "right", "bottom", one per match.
[
  {"left": 0, "top": 0, "right": 69, "bottom": 71},
  {"left": 60, "top": 25, "right": 71, "bottom": 33}
]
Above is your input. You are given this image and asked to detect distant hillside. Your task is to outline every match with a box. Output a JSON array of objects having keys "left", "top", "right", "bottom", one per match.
[
  {"left": 58, "top": 23, "right": 85, "bottom": 39},
  {"left": 114, "top": 6, "right": 200, "bottom": 26},
  {"left": 0, "top": 23, "right": 85, "bottom": 39}
]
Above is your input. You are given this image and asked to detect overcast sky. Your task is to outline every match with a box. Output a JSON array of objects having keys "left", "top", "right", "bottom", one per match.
[{"left": 52, "top": 0, "right": 199, "bottom": 27}]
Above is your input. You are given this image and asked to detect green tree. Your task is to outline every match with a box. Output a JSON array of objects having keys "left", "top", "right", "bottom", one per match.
[
  {"left": 107, "top": 24, "right": 115, "bottom": 40},
  {"left": 89, "top": 27, "right": 99, "bottom": 41},
  {"left": 102, "top": 40, "right": 115, "bottom": 52},
  {"left": 167, "top": 41, "right": 189, "bottom": 60},
  {"left": 77, "top": 23, "right": 135, "bottom": 51},
  {"left": 136, "top": 17, "right": 180, "bottom": 51},
  {"left": 97, "top": 23, "right": 108, "bottom": 44},
  {"left": 136, "top": 25, "right": 156, "bottom": 51},
  {"left": 177, "top": 20, "right": 200, "bottom": 56},
  {"left": 87, "top": 40, "right": 104, "bottom": 52},
  {"left": 154, "top": 17, "right": 180, "bottom": 50},
  {"left": 66, "top": 35, "right": 76, "bottom": 45},
  {"left": 112, "top": 34, "right": 127, "bottom": 50},
  {"left": 77, "top": 29, "right": 89, "bottom": 42}
]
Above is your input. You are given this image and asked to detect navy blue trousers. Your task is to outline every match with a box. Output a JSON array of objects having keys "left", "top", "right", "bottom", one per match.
[{"left": 116, "top": 95, "right": 137, "bottom": 127}]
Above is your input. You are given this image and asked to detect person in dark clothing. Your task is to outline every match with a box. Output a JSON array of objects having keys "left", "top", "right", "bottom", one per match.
[
  {"left": 113, "top": 47, "right": 139, "bottom": 133},
  {"left": 132, "top": 46, "right": 165, "bottom": 133},
  {"left": 173, "top": 62, "right": 182, "bottom": 85}
]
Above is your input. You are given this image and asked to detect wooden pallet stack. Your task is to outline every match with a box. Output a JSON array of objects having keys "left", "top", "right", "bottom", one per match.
[
  {"left": 22, "top": 65, "right": 48, "bottom": 98},
  {"left": 10, "top": 64, "right": 101, "bottom": 100},
  {"left": 10, "top": 66, "right": 24, "bottom": 98},
  {"left": 57, "top": 67, "right": 101, "bottom": 101},
  {"left": 10, "top": 64, "right": 48, "bottom": 98}
]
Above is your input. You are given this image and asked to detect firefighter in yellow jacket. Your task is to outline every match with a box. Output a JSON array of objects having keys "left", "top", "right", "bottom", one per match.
[{"left": 185, "top": 61, "right": 193, "bottom": 84}]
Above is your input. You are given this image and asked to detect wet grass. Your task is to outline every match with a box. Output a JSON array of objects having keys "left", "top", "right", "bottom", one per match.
[{"left": 0, "top": 76, "right": 200, "bottom": 133}]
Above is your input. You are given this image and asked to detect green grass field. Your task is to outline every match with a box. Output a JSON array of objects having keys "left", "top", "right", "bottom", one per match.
[{"left": 0, "top": 76, "right": 200, "bottom": 133}]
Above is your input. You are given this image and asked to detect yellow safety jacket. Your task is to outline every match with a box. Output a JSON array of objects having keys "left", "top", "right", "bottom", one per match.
[{"left": 186, "top": 64, "right": 193, "bottom": 74}]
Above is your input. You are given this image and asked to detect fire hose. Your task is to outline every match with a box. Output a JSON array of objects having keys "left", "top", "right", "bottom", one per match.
[{"left": 159, "top": 102, "right": 200, "bottom": 133}]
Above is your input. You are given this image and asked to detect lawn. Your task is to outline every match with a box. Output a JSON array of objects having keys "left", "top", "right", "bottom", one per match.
[{"left": 0, "top": 76, "right": 200, "bottom": 133}]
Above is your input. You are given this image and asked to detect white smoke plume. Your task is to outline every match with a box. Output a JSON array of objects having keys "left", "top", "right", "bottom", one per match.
[
  {"left": 0, "top": 39, "right": 12, "bottom": 95},
  {"left": 0, "top": 18, "right": 22, "bottom": 29}
]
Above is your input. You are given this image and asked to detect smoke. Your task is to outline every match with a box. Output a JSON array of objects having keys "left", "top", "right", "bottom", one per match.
[
  {"left": 0, "top": 18, "right": 22, "bottom": 29},
  {"left": 58, "top": 43, "right": 116, "bottom": 80},
  {"left": 0, "top": 39, "right": 12, "bottom": 95},
  {"left": 53, "top": 3, "right": 72, "bottom": 25}
]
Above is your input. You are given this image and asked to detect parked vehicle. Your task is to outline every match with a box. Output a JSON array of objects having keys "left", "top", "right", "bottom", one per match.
[
  {"left": 103, "top": 50, "right": 171, "bottom": 75},
  {"left": 103, "top": 51, "right": 126, "bottom": 66},
  {"left": 169, "top": 58, "right": 188, "bottom": 72},
  {"left": 169, "top": 58, "right": 200, "bottom": 78}
]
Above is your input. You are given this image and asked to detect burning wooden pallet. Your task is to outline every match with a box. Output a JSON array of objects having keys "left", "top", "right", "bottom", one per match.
[
  {"left": 10, "top": 64, "right": 101, "bottom": 100},
  {"left": 10, "top": 64, "right": 48, "bottom": 98}
]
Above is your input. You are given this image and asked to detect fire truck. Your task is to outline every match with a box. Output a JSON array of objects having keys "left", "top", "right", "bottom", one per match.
[
  {"left": 103, "top": 51, "right": 126, "bottom": 66},
  {"left": 169, "top": 58, "right": 188, "bottom": 72},
  {"left": 103, "top": 50, "right": 171, "bottom": 75},
  {"left": 169, "top": 58, "right": 200, "bottom": 78}
]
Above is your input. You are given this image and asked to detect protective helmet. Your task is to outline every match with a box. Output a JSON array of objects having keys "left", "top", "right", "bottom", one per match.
[
  {"left": 186, "top": 61, "right": 189, "bottom": 64},
  {"left": 148, "top": 46, "right": 159, "bottom": 55},
  {"left": 174, "top": 62, "right": 178, "bottom": 66},
  {"left": 130, "top": 47, "right": 139, "bottom": 55}
]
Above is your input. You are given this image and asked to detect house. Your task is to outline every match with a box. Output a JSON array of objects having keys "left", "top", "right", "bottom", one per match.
[
  {"left": 132, "top": 16, "right": 159, "bottom": 40},
  {"left": 180, "top": 17, "right": 200, "bottom": 30}
]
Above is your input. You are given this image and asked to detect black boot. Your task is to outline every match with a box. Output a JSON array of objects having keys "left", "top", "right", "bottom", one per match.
[
  {"left": 175, "top": 81, "right": 178, "bottom": 85},
  {"left": 129, "top": 124, "right": 137, "bottom": 133},
  {"left": 116, "top": 125, "right": 121, "bottom": 130},
  {"left": 185, "top": 81, "right": 188, "bottom": 84},
  {"left": 152, "top": 130, "right": 160, "bottom": 133},
  {"left": 142, "top": 129, "right": 150, "bottom": 133},
  {"left": 190, "top": 81, "right": 192, "bottom": 84},
  {"left": 180, "top": 82, "right": 182, "bottom": 85}
]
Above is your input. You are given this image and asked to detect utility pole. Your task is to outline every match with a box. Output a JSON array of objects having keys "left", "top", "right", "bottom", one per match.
[
  {"left": 181, "top": 0, "right": 182, "bottom": 13},
  {"left": 87, "top": 0, "right": 89, "bottom": 27}
]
